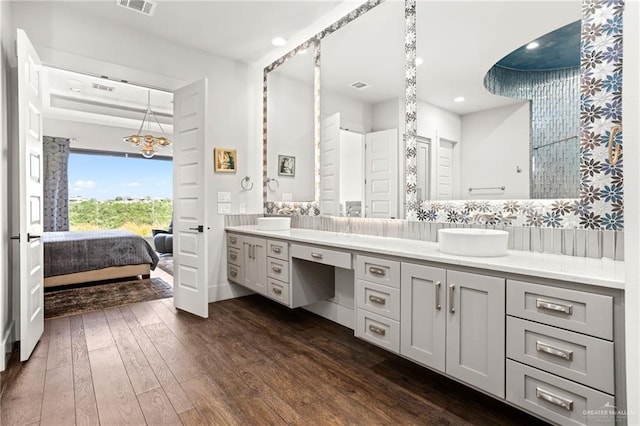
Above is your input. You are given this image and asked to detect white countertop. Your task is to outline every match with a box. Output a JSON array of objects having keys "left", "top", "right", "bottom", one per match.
[{"left": 225, "top": 226, "right": 625, "bottom": 290}]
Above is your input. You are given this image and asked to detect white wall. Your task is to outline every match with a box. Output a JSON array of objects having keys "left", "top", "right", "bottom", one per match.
[
  {"left": 0, "top": 0, "right": 14, "bottom": 369},
  {"left": 44, "top": 118, "right": 173, "bottom": 158},
  {"left": 266, "top": 72, "right": 315, "bottom": 202},
  {"left": 417, "top": 100, "right": 462, "bottom": 199},
  {"left": 623, "top": 0, "right": 640, "bottom": 422},
  {"left": 461, "top": 102, "right": 530, "bottom": 199},
  {"left": 322, "top": 90, "right": 373, "bottom": 134},
  {"left": 8, "top": 1, "right": 254, "bottom": 307}
]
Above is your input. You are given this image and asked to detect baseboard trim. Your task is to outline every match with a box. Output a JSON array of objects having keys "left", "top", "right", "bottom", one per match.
[
  {"left": 304, "top": 300, "right": 355, "bottom": 330},
  {"left": 1, "top": 320, "right": 15, "bottom": 372},
  {"left": 208, "top": 281, "right": 253, "bottom": 303}
]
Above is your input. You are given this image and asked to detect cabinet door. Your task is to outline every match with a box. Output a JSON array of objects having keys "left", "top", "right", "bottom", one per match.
[
  {"left": 241, "top": 236, "right": 267, "bottom": 295},
  {"left": 446, "top": 270, "right": 505, "bottom": 398},
  {"left": 400, "top": 263, "right": 446, "bottom": 372}
]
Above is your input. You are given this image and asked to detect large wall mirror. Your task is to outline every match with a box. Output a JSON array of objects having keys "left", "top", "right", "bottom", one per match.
[
  {"left": 264, "top": 0, "right": 624, "bottom": 230},
  {"left": 414, "top": 1, "right": 581, "bottom": 201},
  {"left": 319, "top": 0, "right": 405, "bottom": 218},
  {"left": 266, "top": 48, "right": 316, "bottom": 203}
]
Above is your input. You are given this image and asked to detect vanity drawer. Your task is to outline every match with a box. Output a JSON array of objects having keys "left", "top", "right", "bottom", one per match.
[
  {"left": 267, "top": 258, "right": 289, "bottom": 283},
  {"left": 227, "top": 247, "right": 241, "bottom": 266},
  {"left": 227, "top": 233, "right": 241, "bottom": 249},
  {"left": 356, "top": 279, "right": 400, "bottom": 321},
  {"left": 507, "top": 280, "right": 613, "bottom": 340},
  {"left": 227, "top": 263, "right": 243, "bottom": 284},
  {"left": 267, "top": 278, "right": 290, "bottom": 306},
  {"left": 356, "top": 255, "right": 400, "bottom": 288},
  {"left": 267, "top": 240, "right": 289, "bottom": 261},
  {"left": 507, "top": 317, "right": 614, "bottom": 394},
  {"left": 291, "top": 244, "right": 351, "bottom": 269},
  {"left": 355, "top": 309, "right": 400, "bottom": 353},
  {"left": 506, "top": 360, "right": 615, "bottom": 426}
]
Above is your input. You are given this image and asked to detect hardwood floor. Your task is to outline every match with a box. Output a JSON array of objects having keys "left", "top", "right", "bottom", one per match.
[{"left": 1, "top": 293, "right": 549, "bottom": 425}]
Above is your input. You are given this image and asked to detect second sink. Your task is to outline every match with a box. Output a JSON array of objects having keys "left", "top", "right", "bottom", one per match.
[{"left": 438, "top": 228, "right": 508, "bottom": 257}]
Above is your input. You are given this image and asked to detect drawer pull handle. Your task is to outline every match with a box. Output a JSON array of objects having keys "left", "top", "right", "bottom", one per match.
[
  {"left": 230, "top": 253, "right": 237, "bottom": 260},
  {"left": 272, "top": 266, "right": 282, "bottom": 274},
  {"left": 272, "top": 246, "right": 282, "bottom": 254},
  {"left": 536, "top": 298, "right": 573, "bottom": 315},
  {"left": 368, "top": 325, "right": 386, "bottom": 336},
  {"left": 535, "top": 387, "right": 573, "bottom": 411},
  {"left": 369, "top": 266, "right": 386, "bottom": 277},
  {"left": 229, "top": 237, "right": 237, "bottom": 244},
  {"left": 449, "top": 284, "right": 455, "bottom": 314},
  {"left": 536, "top": 341, "right": 573, "bottom": 361},
  {"left": 272, "top": 287, "right": 282, "bottom": 295},
  {"left": 368, "top": 295, "right": 386, "bottom": 305},
  {"left": 311, "top": 252, "right": 323, "bottom": 260},
  {"left": 435, "top": 282, "right": 442, "bottom": 310},
  {"left": 229, "top": 270, "right": 237, "bottom": 277}
]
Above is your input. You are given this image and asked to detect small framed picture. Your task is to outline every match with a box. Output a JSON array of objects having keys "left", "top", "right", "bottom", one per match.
[
  {"left": 278, "top": 155, "right": 295, "bottom": 176},
  {"left": 214, "top": 148, "right": 237, "bottom": 173}
]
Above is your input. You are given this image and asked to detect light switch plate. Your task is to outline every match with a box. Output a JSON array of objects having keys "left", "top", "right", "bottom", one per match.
[
  {"left": 217, "top": 203, "right": 231, "bottom": 214},
  {"left": 217, "top": 192, "right": 231, "bottom": 202},
  {"left": 239, "top": 203, "right": 246, "bottom": 213}
]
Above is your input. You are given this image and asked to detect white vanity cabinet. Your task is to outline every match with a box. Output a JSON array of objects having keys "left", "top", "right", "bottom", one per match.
[
  {"left": 266, "top": 239, "right": 291, "bottom": 305},
  {"left": 400, "top": 263, "right": 505, "bottom": 398}
]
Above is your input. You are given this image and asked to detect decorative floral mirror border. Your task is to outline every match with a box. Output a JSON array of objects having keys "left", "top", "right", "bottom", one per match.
[{"left": 264, "top": 0, "right": 624, "bottom": 231}]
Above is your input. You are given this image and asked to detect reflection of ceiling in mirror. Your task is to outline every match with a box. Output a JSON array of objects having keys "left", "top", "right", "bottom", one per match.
[
  {"left": 321, "top": 0, "right": 405, "bottom": 104},
  {"left": 269, "top": 49, "right": 315, "bottom": 85},
  {"left": 415, "top": 1, "right": 580, "bottom": 115}
]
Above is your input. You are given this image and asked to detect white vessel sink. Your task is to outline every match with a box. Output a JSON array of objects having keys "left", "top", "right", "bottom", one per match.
[
  {"left": 439, "top": 228, "right": 508, "bottom": 257},
  {"left": 256, "top": 217, "right": 291, "bottom": 231}
]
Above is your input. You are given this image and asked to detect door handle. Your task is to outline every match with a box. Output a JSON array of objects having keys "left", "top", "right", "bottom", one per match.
[
  {"left": 11, "top": 234, "right": 20, "bottom": 241},
  {"left": 27, "top": 233, "right": 41, "bottom": 242},
  {"left": 189, "top": 225, "right": 204, "bottom": 233},
  {"left": 449, "top": 284, "right": 455, "bottom": 314},
  {"left": 435, "top": 282, "right": 442, "bottom": 310}
]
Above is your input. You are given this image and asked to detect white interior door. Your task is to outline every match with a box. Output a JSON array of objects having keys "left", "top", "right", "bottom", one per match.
[
  {"left": 16, "top": 29, "right": 44, "bottom": 361},
  {"left": 416, "top": 137, "right": 430, "bottom": 201},
  {"left": 436, "top": 139, "right": 456, "bottom": 200},
  {"left": 365, "top": 129, "right": 398, "bottom": 218},
  {"left": 320, "top": 113, "right": 340, "bottom": 216},
  {"left": 173, "top": 79, "right": 208, "bottom": 318}
]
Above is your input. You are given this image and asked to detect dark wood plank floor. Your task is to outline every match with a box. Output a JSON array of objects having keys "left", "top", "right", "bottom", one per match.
[{"left": 1, "top": 295, "right": 549, "bottom": 425}]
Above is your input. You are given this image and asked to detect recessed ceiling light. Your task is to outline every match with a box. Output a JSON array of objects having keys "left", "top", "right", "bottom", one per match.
[
  {"left": 526, "top": 41, "right": 540, "bottom": 50},
  {"left": 69, "top": 87, "right": 81, "bottom": 93},
  {"left": 454, "top": 96, "right": 465, "bottom": 103},
  {"left": 271, "top": 37, "right": 287, "bottom": 47},
  {"left": 416, "top": 57, "right": 424, "bottom": 66}
]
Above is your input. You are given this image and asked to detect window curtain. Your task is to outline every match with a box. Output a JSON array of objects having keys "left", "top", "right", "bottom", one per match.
[{"left": 43, "top": 136, "right": 71, "bottom": 231}]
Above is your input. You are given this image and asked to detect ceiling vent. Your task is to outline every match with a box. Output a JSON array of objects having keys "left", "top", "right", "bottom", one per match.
[
  {"left": 115, "top": 0, "right": 157, "bottom": 16},
  {"left": 350, "top": 81, "right": 370, "bottom": 90},
  {"left": 91, "top": 83, "right": 115, "bottom": 92}
]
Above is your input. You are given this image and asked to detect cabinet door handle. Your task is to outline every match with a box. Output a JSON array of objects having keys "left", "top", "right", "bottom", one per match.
[
  {"left": 536, "top": 341, "right": 574, "bottom": 361},
  {"left": 272, "top": 246, "right": 282, "bottom": 254},
  {"left": 536, "top": 298, "right": 573, "bottom": 315},
  {"left": 311, "top": 252, "right": 323, "bottom": 260},
  {"left": 449, "top": 284, "right": 455, "bottom": 313},
  {"left": 250, "top": 245, "right": 254, "bottom": 260},
  {"left": 435, "top": 282, "right": 442, "bottom": 310},
  {"left": 272, "top": 266, "right": 282, "bottom": 274},
  {"left": 368, "top": 294, "right": 386, "bottom": 305},
  {"left": 230, "top": 237, "right": 237, "bottom": 244},
  {"left": 535, "top": 387, "right": 573, "bottom": 411},
  {"left": 229, "top": 269, "right": 237, "bottom": 277},
  {"left": 272, "top": 287, "right": 282, "bottom": 295},
  {"left": 230, "top": 253, "right": 237, "bottom": 260},
  {"left": 369, "top": 266, "right": 386, "bottom": 277},
  {"left": 368, "top": 324, "right": 386, "bottom": 336}
]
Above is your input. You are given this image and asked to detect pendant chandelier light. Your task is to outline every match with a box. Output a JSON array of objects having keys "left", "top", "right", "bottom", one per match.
[{"left": 123, "top": 90, "right": 171, "bottom": 158}]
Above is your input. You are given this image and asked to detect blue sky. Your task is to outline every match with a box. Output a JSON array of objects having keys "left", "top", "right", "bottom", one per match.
[{"left": 68, "top": 153, "right": 173, "bottom": 200}]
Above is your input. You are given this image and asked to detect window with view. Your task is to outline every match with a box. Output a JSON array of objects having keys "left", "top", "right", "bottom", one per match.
[{"left": 68, "top": 151, "right": 173, "bottom": 237}]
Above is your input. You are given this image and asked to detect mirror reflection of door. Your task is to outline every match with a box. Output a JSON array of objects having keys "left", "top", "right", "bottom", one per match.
[{"left": 416, "top": 137, "right": 431, "bottom": 201}]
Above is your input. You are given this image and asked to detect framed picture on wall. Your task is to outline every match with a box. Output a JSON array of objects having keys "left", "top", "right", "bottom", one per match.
[
  {"left": 278, "top": 155, "right": 295, "bottom": 176},
  {"left": 214, "top": 148, "right": 237, "bottom": 173}
]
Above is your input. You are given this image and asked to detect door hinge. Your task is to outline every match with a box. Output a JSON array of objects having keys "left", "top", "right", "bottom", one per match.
[{"left": 11, "top": 234, "right": 20, "bottom": 241}]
